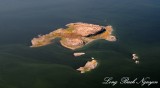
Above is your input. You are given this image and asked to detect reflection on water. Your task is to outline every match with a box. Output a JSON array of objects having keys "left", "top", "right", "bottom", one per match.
[{"left": 0, "top": 0, "right": 160, "bottom": 88}]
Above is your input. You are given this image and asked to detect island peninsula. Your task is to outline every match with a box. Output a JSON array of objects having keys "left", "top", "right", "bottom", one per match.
[{"left": 31, "top": 22, "right": 116, "bottom": 50}]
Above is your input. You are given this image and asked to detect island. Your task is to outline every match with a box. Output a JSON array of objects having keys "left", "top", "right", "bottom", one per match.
[
  {"left": 73, "top": 52, "right": 85, "bottom": 57},
  {"left": 77, "top": 57, "right": 98, "bottom": 73},
  {"left": 31, "top": 22, "right": 116, "bottom": 50}
]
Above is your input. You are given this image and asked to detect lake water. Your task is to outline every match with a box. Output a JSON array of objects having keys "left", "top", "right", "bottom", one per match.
[{"left": 0, "top": 0, "right": 160, "bottom": 88}]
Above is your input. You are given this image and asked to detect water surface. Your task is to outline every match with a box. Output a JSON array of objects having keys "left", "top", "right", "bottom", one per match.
[{"left": 0, "top": 0, "right": 160, "bottom": 88}]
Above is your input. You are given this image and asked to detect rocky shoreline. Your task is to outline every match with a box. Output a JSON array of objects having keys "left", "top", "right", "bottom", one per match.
[
  {"left": 77, "top": 57, "right": 98, "bottom": 73},
  {"left": 31, "top": 22, "right": 116, "bottom": 50}
]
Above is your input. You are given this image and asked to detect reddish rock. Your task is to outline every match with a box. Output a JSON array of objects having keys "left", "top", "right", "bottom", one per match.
[
  {"left": 63, "top": 38, "right": 84, "bottom": 46},
  {"left": 69, "top": 22, "right": 104, "bottom": 37}
]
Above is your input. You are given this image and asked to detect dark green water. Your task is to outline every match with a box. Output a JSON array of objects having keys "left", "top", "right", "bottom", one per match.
[{"left": 0, "top": 0, "right": 160, "bottom": 88}]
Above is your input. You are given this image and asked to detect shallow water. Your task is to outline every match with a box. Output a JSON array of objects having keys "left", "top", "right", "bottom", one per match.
[{"left": 0, "top": 0, "right": 160, "bottom": 88}]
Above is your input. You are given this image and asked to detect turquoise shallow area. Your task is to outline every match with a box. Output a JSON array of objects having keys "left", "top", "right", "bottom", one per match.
[{"left": 0, "top": 0, "right": 160, "bottom": 88}]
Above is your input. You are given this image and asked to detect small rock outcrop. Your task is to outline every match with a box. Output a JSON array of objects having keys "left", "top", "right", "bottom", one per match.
[
  {"left": 73, "top": 52, "right": 85, "bottom": 57},
  {"left": 132, "top": 54, "right": 140, "bottom": 64},
  {"left": 77, "top": 58, "right": 98, "bottom": 73}
]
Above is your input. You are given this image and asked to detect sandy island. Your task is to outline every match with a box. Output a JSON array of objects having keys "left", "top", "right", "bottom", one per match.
[{"left": 31, "top": 22, "right": 116, "bottom": 50}]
